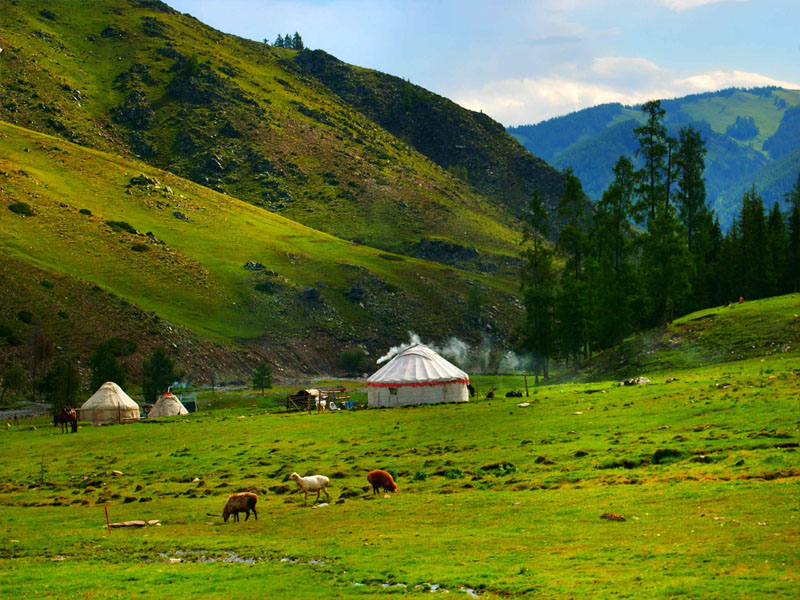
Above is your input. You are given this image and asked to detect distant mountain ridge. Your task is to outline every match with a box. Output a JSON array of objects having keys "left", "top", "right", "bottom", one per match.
[{"left": 508, "top": 87, "right": 800, "bottom": 227}]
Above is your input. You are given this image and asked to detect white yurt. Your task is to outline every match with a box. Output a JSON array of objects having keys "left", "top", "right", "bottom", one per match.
[
  {"left": 147, "top": 392, "right": 189, "bottom": 418},
  {"left": 367, "top": 343, "right": 469, "bottom": 407},
  {"left": 80, "top": 381, "right": 140, "bottom": 424}
]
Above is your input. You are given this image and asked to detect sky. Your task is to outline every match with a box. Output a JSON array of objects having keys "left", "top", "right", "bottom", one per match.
[{"left": 167, "top": 0, "right": 800, "bottom": 126}]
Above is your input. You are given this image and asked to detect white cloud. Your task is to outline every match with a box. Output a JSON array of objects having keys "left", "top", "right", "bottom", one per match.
[
  {"left": 658, "top": 0, "right": 749, "bottom": 11},
  {"left": 452, "top": 62, "right": 800, "bottom": 126}
]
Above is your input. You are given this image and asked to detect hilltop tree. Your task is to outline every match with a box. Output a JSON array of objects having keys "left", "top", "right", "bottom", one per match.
[
  {"left": 519, "top": 189, "right": 557, "bottom": 380},
  {"left": 292, "top": 32, "right": 304, "bottom": 51},
  {"left": 252, "top": 360, "right": 273, "bottom": 395},
  {"left": 274, "top": 34, "right": 284, "bottom": 47},
  {"left": 142, "top": 347, "right": 180, "bottom": 404}
]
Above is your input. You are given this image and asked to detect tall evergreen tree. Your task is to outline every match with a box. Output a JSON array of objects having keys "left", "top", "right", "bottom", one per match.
[
  {"left": 787, "top": 173, "right": 800, "bottom": 293},
  {"left": 142, "top": 347, "right": 179, "bottom": 404},
  {"left": 274, "top": 34, "right": 284, "bottom": 47},
  {"left": 556, "top": 169, "right": 591, "bottom": 363},
  {"left": 642, "top": 203, "right": 693, "bottom": 325},
  {"left": 738, "top": 186, "right": 768, "bottom": 299},
  {"left": 590, "top": 156, "right": 636, "bottom": 347},
  {"left": 41, "top": 357, "right": 82, "bottom": 413},
  {"left": 520, "top": 189, "right": 556, "bottom": 380},
  {"left": 675, "top": 125, "right": 708, "bottom": 252},
  {"left": 292, "top": 32, "right": 304, "bottom": 51},
  {"left": 765, "top": 202, "right": 787, "bottom": 296},
  {"left": 633, "top": 100, "right": 668, "bottom": 222}
]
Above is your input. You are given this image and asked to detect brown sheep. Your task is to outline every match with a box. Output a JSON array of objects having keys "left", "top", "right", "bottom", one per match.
[
  {"left": 222, "top": 492, "right": 258, "bottom": 522},
  {"left": 367, "top": 470, "right": 398, "bottom": 495}
]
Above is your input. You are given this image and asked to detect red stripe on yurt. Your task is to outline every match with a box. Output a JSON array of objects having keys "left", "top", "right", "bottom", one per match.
[{"left": 366, "top": 379, "right": 469, "bottom": 388}]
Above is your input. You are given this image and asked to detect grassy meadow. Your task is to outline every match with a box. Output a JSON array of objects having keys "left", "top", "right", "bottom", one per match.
[{"left": 1, "top": 349, "right": 798, "bottom": 598}]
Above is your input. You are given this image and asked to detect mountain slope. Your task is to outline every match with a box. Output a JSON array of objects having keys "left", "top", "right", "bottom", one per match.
[
  {"left": 508, "top": 88, "right": 800, "bottom": 227},
  {"left": 0, "top": 121, "right": 522, "bottom": 373},
  {"left": 0, "top": 0, "right": 567, "bottom": 272}
]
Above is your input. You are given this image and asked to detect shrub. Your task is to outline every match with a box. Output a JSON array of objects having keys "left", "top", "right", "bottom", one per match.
[
  {"left": 8, "top": 202, "right": 35, "bottom": 216},
  {"left": 79, "top": 208, "right": 92, "bottom": 216},
  {"left": 58, "top": 311, "right": 69, "bottom": 319},
  {"left": 0, "top": 324, "right": 11, "bottom": 337},
  {"left": 131, "top": 243, "right": 150, "bottom": 252},
  {"left": 6, "top": 335, "right": 23, "bottom": 347},
  {"left": 443, "top": 468, "right": 463, "bottom": 479},
  {"left": 652, "top": 448, "right": 683, "bottom": 464},
  {"left": 17, "top": 310, "right": 33, "bottom": 324},
  {"left": 341, "top": 348, "right": 369, "bottom": 373},
  {"left": 40, "top": 280, "right": 54, "bottom": 289},
  {"left": 412, "top": 471, "right": 428, "bottom": 481},
  {"left": 106, "top": 220, "right": 137, "bottom": 234}
]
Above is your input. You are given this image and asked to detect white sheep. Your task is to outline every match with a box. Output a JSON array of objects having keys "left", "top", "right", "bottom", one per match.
[{"left": 289, "top": 472, "right": 330, "bottom": 506}]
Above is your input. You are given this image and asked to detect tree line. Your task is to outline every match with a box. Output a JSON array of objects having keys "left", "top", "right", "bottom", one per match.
[
  {"left": 264, "top": 32, "right": 304, "bottom": 50},
  {"left": 520, "top": 99, "right": 800, "bottom": 379}
]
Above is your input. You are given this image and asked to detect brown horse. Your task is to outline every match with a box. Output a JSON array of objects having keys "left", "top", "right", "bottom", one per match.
[{"left": 54, "top": 407, "right": 77, "bottom": 434}]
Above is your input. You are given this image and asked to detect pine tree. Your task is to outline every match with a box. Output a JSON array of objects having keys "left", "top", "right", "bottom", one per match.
[
  {"left": 633, "top": 100, "right": 668, "bottom": 222},
  {"left": 274, "top": 34, "right": 284, "bottom": 47},
  {"left": 252, "top": 360, "right": 272, "bottom": 396},
  {"left": 642, "top": 203, "right": 693, "bottom": 325},
  {"left": 765, "top": 202, "right": 787, "bottom": 296},
  {"left": 590, "top": 156, "right": 636, "bottom": 347},
  {"left": 41, "top": 358, "right": 82, "bottom": 413},
  {"left": 738, "top": 186, "right": 768, "bottom": 299},
  {"left": 675, "top": 125, "right": 708, "bottom": 252},
  {"left": 520, "top": 189, "right": 556, "bottom": 380},
  {"left": 292, "top": 32, "right": 304, "bottom": 51},
  {"left": 787, "top": 173, "right": 800, "bottom": 293},
  {"left": 142, "top": 347, "right": 179, "bottom": 403}
]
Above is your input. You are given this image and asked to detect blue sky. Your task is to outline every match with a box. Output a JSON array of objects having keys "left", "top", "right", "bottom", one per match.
[{"left": 167, "top": 0, "right": 800, "bottom": 125}]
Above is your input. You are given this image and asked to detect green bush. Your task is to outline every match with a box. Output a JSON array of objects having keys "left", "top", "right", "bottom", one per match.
[
  {"left": 6, "top": 335, "right": 23, "bottom": 347},
  {"left": 79, "top": 208, "right": 92, "bottom": 216},
  {"left": 17, "top": 310, "right": 33, "bottom": 324},
  {"left": 58, "top": 311, "right": 69, "bottom": 319},
  {"left": 341, "top": 348, "right": 369, "bottom": 373},
  {"left": 412, "top": 471, "right": 428, "bottom": 481},
  {"left": 131, "top": 243, "right": 150, "bottom": 252},
  {"left": 8, "top": 202, "right": 35, "bottom": 216},
  {"left": 40, "top": 280, "right": 54, "bottom": 289},
  {"left": 0, "top": 324, "right": 11, "bottom": 337},
  {"left": 106, "top": 220, "right": 137, "bottom": 234}
]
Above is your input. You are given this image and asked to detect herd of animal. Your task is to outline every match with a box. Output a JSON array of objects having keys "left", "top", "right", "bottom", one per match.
[{"left": 222, "top": 469, "right": 398, "bottom": 523}]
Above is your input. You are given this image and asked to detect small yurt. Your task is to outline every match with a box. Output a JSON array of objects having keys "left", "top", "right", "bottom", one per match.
[
  {"left": 367, "top": 343, "right": 469, "bottom": 407},
  {"left": 80, "top": 381, "right": 140, "bottom": 424},
  {"left": 147, "top": 392, "right": 189, "bottom": 418}
]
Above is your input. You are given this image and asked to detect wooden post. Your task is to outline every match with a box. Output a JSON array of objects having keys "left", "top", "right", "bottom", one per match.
[
  {"left": 524, "top": 375, "right": 529, "bottom": 397},
  {"left": 105, "top": 505, "right": 111, "bottom": 534}
]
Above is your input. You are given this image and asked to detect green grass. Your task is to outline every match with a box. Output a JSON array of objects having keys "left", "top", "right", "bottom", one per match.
[
  {"left": 583, "top": 294, "right": 800, "bottom": 380},
  {"left": 1, "top": 349, "right": 798, "bottom": 598}
]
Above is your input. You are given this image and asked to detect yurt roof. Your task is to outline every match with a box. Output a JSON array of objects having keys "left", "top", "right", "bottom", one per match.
[
  {"left": 149, "top": 393, "right": 188, "bottom": 417},
  {"left": 81, "top": 381, "right": 139, "bottom": 410},
  {"left": 367, "top": 343, "right": 469, "bottom": 387}
]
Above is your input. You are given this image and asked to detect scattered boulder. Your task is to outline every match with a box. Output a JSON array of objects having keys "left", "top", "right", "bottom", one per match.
[
  {"left": 619, "top": 377, "right": 650, "bottom": 386},
  {"left": 298, "top": 286, "right": 322, "bottom": 303},
  {"left": 244, "top": 261, "right": 267, "bottom": 271},
  {"left": 172, "top": 211, "right": 190, "bottom": 222},
  {"left": 129, "top": 173, "right": 160, "bottom": 189},
  {"left": 344, "top": 286, "right": 364, "bottom": 303},
  {"left": 109, "top": 520, "right": 147, "bottom": 528}
]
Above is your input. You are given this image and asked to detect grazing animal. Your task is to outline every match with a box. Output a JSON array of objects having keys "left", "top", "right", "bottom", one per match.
[
  {"left": 53, "top": 407, "right": 77, "bottom": 434},
  {"left": 222, "top": 492, "right": 258, "bottom": 522},
  {"left": 367, "top": 469, "right": 398, "bottom": 495},
  {"left": 289, "top": 472, "right": 330, "bottom": 505}
]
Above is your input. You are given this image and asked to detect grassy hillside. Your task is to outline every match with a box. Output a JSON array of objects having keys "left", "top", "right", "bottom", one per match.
[
  {"left": 0, "top": 0, "right": 567, "bottom": 270},
  {"left": 0, "top": 121, "right": 522, "bottom": 374},
  {"left": 294, "top": 49, "right": 567, "bottom": 219},
  {"left": 581, "top": 294, "right": 800, "bottom": 380},
  {"left": 1, "top": 353, "right": 797, "bottom": 597},
  {"left": 508, "top": 88, "right": 800, "bottom": 228}
]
